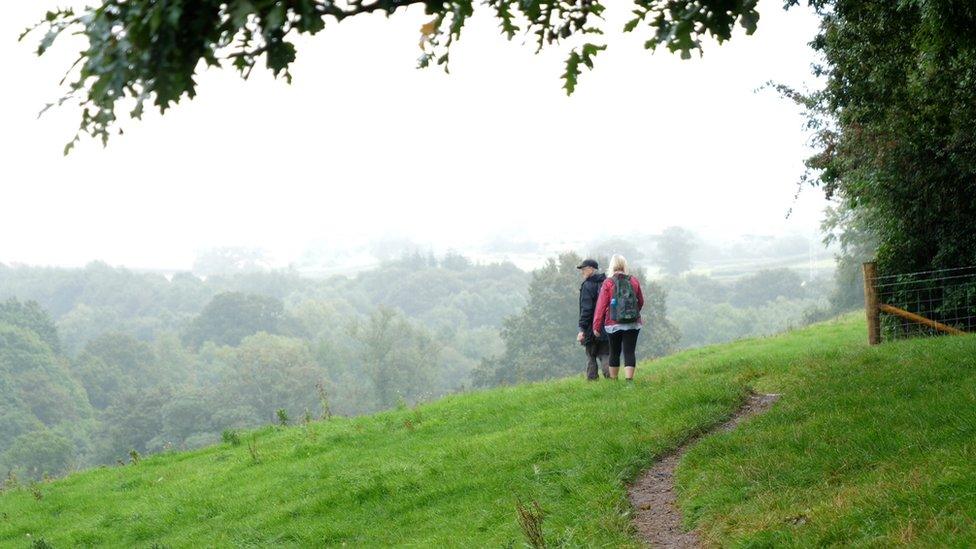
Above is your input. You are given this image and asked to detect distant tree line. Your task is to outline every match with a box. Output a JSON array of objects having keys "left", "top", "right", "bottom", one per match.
[
  {"left": 662, "top": 269, "right": 831, "bottom": 349},
  {"left": 0, "top": 255, "right": 526, "bottom": 479},
  {"left": 0, "top": 249, "right": 833, "bottom": 479}
]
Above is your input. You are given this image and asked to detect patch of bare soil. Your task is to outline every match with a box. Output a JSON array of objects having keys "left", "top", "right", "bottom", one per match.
[{"left": 628, "top": 393, "right": 781, "bottom": 548}]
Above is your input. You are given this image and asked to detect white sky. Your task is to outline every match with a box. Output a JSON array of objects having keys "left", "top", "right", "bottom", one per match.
[{"left": 0, "top": 1, "right": 829, "bottom": 270}]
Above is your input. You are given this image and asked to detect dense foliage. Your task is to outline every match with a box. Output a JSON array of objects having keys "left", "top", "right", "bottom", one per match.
[
  {"left": 183, "top": 292, "right": 286, "bottom": 348},
  {"left": 23, "top": 0, "right": 764, "bottom": 150},
  {"left": 0, "top": 321, "right": 93, "bottom": 479},
  {"left": 0, "top": 256, "right": 526, "bottom": 477},
  {"left": 789, "top": 1, "right": 976, "bottom": 276}
]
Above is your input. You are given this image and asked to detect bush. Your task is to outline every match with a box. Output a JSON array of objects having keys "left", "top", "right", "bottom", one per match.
[{"left": 221, "top": 429, "right": 242, "bottom": 446}]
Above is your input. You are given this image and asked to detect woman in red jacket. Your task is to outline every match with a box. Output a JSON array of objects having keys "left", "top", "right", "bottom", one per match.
[{"left": 592, "top": 254, "right": 644, "bottom": 382}]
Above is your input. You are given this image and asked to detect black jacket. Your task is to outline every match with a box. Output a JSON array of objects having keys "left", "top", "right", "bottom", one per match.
[{"left": 579, "top": 272, "right": 607, "bottom": 341}]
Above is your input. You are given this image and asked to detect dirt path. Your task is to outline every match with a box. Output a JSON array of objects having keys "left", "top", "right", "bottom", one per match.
[{"left": 628, "top": 393, "right": 781, "bottom": 548}]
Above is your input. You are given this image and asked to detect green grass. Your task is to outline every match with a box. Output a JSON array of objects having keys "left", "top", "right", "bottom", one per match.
[
  {"left": 679, "top": 316, "right": 976, "bottom": 547},
  {"left": 1, "top": 314, "right": 975, "bottom": 547}
]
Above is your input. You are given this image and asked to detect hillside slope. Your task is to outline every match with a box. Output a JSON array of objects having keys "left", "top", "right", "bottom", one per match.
[{"left": 1, "top": 314, "right": 975, "bottom": 547}]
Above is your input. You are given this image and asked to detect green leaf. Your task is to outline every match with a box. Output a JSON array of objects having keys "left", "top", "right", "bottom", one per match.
[
  {"left": 266, "top": 41, "right": 296, "bottom": 75},
  {"left": 266, "top": 4, "right": 286, "bottom": 31},
  {"left": 740, "top": 10, "right": 759, "bottom": 34},
  {"left": 231, "top": 1, "right": 255, "bottom": 28},
  {"left": 37, "top": 29, "right": 58, "bottom": 55},
  {"left": 562, "top": 43, "right": 606, "bottom": 95}
]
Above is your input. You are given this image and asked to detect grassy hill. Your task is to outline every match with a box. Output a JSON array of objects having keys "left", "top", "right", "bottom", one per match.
[{"left": 2, "top": 314, "right": 975, "bottom": 547}]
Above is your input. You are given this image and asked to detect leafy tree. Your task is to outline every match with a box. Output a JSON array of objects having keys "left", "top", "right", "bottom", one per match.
[
  {"left": 0, "top": 429, "right": 75, "bottom": 480},
  {"left": 94, "top": 388, "right": 172, "bottom": 462},
  {"left": 782, "top": 1, "right": 976, "bottom": 275},
  {"left": 288, "top": 298, "right": 349, "bottom": 342},
  {"left": 0, "top": 299, "right": 61, "bottom": 353},
  {"left": 474, "top": 253, "right": 582, "bottom": 386},
  {"left": 0, "top": 323, "right": 91, "bottom": 470},
  {"left": 72, "top": 333, "right": 166, "bottom": 410},
  {"left": 215, "top": 332, "right": 325, "bottom": 422},
  {"left": 24, "top": 0, "right": 766, "bottom": 150},
  {"left": 0, "top": 324, "right": 91, "bottom": 429},
  {"left": 418, "top": 304, "right": 469, "bottom": 337},
  {"left": 820, "top": 202, "right": 878, "bottom": 312},
  {"left": 57, "top": 304, "right": 122, "bottom": 356},
  {"left": 75, "top": 261, "right": 170, "bottom": 320},
  {"left": 361, "top": 268, "right": 464, "bottom": 318},
  {"left": 350, "top": 308, "right": 439, "bottom": 408},
  {"left": 160, "top": 391, "right": 214, "bottom": 443},
  {"left": 183, "top": 292, "right": 285, "bottom": 348},
  {"left": 152, "top": 332, "right": 199, "bottom": 384},
  {"left": 0, "top": 406, "right": 45, "bottom": 468},
  {"left": 656, "top": 226, "right": 697, "bottom": 276}
]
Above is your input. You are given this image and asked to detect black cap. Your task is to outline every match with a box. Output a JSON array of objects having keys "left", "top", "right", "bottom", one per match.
[{"left": 576, "top": 258, "right": 599, "bottom": 270}]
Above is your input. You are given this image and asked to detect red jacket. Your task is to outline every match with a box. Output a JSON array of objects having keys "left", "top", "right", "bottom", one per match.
[{"left": 593, "top": 274, "right": 644, "bottom": 334}]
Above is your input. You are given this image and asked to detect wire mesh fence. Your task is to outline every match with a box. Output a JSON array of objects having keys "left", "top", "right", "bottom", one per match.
[{"left": 872, "top": 264, "right": 976, "bottom": 341}]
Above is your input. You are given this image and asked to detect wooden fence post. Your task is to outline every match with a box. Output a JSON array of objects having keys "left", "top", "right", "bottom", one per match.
[{"left": 863, "top": 261, "right": 881, "bottom": 345}]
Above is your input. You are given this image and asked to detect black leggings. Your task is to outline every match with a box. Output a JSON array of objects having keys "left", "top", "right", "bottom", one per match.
[{"left": 608, "top": 329, "right": 640, "bottom": 368}]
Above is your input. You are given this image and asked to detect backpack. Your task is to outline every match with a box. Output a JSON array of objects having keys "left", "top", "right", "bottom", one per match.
[{"left": 612, "top": 274, "right": 640, "bottom": 323}]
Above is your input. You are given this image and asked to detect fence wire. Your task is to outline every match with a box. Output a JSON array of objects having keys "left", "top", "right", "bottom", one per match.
[{"left": 875, "top": 265, "right": 976, "bottom": 340}]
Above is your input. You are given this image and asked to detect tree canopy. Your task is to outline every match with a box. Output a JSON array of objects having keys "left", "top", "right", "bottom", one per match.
[
  {"left": 0, "top": 256, "right": 528, "bottom": 476},
  {"left": 182, "top": 291, "right": 286, "bottom": 348},
  {"left": 786, "top": 1, "right": 976, "bottom": 275},
  {"left": 22, "top": 0, "right": 764, "bottom": 151},
  {"left": 0, "top": 298, "right": 61, "bottom": 354}
]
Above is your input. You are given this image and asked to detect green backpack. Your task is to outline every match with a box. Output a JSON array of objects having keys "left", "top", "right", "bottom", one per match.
[{"left": 612, "top": 274, "right": 640, "bottom": 323}]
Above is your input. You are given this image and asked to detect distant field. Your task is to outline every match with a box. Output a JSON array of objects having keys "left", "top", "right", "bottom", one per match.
[{"left": 2, "top": 314, "right": 975, "bottom": 547}]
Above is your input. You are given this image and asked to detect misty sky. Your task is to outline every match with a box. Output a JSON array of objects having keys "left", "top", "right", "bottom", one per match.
[{"left": 0, "top": 1, "right": 830, "bottom": 270}]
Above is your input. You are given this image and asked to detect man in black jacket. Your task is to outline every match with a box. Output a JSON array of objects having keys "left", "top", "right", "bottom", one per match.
[{"left": 577, "top": 258, "right": 610, "bottom": 380}]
